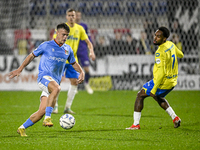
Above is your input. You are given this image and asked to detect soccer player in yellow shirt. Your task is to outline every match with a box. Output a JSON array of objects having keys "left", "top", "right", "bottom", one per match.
[
  {"left": 53, "top": 8, "right": 96, "bottom": 114},
  {"left": 126, "top": 27, "right": 184, "bottom": 130}
]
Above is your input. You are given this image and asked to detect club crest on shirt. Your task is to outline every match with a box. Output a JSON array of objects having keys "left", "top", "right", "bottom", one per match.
[
  {"left": 156, "top": 58, "right": 161, "bottom": 64},
  {"left": 65, "top": 50, "right": 68, "bottom": 55},
  {"left": 75, "top": 30, "right": 79, "bottom": 35},
  {"left": 52, "top": 48, "right": 55, "bottom": 52}
]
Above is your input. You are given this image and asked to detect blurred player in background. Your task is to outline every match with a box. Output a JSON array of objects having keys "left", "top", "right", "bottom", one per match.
[
  {"left": 53, "top": 8, "right": 96, "bottom": 114},
  {"left": 9, "top": 23, "right": 84, "bottom": 136},
  {"left": 126, "top": 27, "right": 184, "bottom": 130},
  {"left": 76, "top": 11, "right": 94, "bottom": 94}
]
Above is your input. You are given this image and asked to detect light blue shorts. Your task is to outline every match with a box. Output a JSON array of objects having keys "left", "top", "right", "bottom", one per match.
[
  {"left": 38, "top": 76, "right": 55, "bottom": 94},
  {"left": 143, "top": 79, "right": 174, "bottom": 97}
]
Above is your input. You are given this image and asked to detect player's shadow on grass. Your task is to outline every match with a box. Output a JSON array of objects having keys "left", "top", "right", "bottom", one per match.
[
  {"left": 78, "top": 113, "right": 132, "bottom": 117},
  {"left": 48, "top": 129, "right": 153, "bottom": 142},
  {"left": 179, "top": 121, "right": 200, "bottom": 131},
  {"left": 76, "top": 113, "right": 163, "bottom": 118},
  {"left": 49, "top": 128, "right": 125, "bottom": 134},
  {"left": 71, "top": 136, "right": 151, "bottom": 142},
  {"left": 66, "top": 128, "right": 124, "bottom": 132},
  {"left": 1, "top": 135, "right": 20, "bottom": 138},
  {"left": 0, "top": 112, "right": 30, "bottom": 116}
]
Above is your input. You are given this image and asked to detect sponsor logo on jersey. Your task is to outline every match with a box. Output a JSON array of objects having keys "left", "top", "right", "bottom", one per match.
[
  {"left": 67, "top": 35, "right": 78, "bottom": 40},
  {"left": 49, "top": 56, "right": 66, "bottom": 62},
  {"left": 156, "top": 53, "right": 160, "bottom": 57}
]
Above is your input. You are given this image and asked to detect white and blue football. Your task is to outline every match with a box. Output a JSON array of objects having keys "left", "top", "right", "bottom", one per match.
[{"left": 59, "top": 114, "right": 75, "bottom": 129}]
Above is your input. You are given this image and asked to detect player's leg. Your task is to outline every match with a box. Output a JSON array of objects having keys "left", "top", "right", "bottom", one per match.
[
  {"left": 154, "top": 88, "right": 181, "bottom": 128},
  {"left": 64, "top": 78, "right": 78, "bottom": 114},
  {"left": 17, "top": 92, "right": 48, "bottom": 137},
  {"left": 126, "top": 89, "right": 148, "bottom": 130},
  {"left": 52, "top": 76, "right": 65, "bottom": 114},
  {"left": 83, "top": 66, "right": 93, "bottom": 94},
  {"left": 30, "top": 94, "right": 48, "bottom": 123},
  {"left": 78, "top": 53, "right": 93, "bottom": 94},
  {"left": 43, "top": 80, "right": 61, "bottom": 127},
  {"left": 126, "top": 80, "right": 154, "bottom": 130},
  {"left": 64, "top": 64, "right": 79, "bottom": 114},
  {"left": 38, "top": 76, "right": 61, "bottom": 127},
  {"left": 52, "top": 96, "right": 59, "bottom": 114}
]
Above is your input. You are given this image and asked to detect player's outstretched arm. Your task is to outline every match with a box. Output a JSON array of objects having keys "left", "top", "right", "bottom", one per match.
[
  {"left": 9, "top": 53, "right": 35, "bottom": 79},
  {"left": 72, "top": 62, "right": 85, "bottom": 84}
]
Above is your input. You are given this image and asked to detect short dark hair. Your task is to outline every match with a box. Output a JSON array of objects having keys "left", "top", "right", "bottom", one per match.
[
  {"left": 66, "top": 8, "right": 76, "bottom": 14},
  {"left": 57, "top": 23, "right": 70, "bottom": 33},
  {"left": 158, "top": 27, "right": 170, "bottom": 38}
]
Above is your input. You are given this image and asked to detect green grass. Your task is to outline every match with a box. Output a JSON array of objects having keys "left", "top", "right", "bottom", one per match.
[{"left": 0, "top": 90, "right": 200, "bottom": 150}]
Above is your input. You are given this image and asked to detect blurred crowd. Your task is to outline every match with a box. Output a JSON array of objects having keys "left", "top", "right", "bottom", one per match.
[
  {"left": 93, "top": 17, "right": 183, "bottom": 58},
  {"left": 12, "top": 17, "right": 187, "bottom": 57}
]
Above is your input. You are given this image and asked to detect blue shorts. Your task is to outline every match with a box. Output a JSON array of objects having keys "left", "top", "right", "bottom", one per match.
[
  {"left": 143, "top": 79, "right": 174, "bottom": 97},
  {"left": 78, "top": 53, "right": 90, "bottom": 67},
  {"left": 64, "top": 64, "right": 79, "bottom": 79}
]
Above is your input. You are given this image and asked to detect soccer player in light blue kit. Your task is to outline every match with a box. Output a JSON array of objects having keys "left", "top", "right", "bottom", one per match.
[
  {"left": 9, "top": 23, "right": 84, "bottom": 136},
  {"left": 53, "top": 9, "right": 95, "bottom": 114}
]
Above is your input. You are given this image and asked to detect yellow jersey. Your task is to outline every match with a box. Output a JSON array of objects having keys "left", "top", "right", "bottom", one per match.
[
  {"left": 53, "top": 23, "right": 88, "bottom": 63},
  {"left": 151, "top": 41, "right": 184, "bottom": 94}
]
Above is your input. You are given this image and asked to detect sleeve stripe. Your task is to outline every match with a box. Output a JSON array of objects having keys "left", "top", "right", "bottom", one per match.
[{"left": 70, "top": 61, "right": 76, "bottom": 65}]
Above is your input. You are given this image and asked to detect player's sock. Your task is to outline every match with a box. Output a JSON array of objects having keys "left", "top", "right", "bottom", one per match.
[
  {"left": 55, "top": 96, "right": 58, "bottom": 107},
  {"left": 54, "top": 101, "right": 58, "bottom": 109},
  {"left": 85, "top": 72, "right": 90, "bottom": 83},
  {"left": 166, "top": 106, "right": 177, "bottom": 120},
  {"left": 52, "top": 96, "right": 59, "bottom": 113},
  {"left": 65, "top": 85, "right": 77, "bottom": 109},
  {"left": 45, "top": 106, "right": 53, "bottom": 119},
  {"left": 21, "top": 118, "right": 34, "bottom": 129},
  {"left": 133, "top": 111, "right": 141, "bottom": 125},
  {"left": 19, "top": 125, "right": 25, "bottom": 129}
]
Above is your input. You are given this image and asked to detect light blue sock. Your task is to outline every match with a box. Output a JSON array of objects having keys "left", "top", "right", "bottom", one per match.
[
  {"left": 45, "top": 107, "right": 53, "bottom": 117},
  {"left": 23, "top": 118, "right": 34, "bottom": 129}
]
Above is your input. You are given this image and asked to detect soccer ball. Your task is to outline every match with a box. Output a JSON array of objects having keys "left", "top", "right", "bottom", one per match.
[{"left": 59, "top": 114, "right": 75, "bottom": 129}]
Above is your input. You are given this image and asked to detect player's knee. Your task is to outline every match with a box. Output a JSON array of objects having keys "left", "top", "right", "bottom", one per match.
[
  {"left": 54, "top": 85, "right": 61, "bottom": 94},
  {"left": 70, "top": 78, "right": 78, "bottom": 86},
  {"left": 50, "top": 85, "right": 61, "bottom": 97},
  {"left": 137, "top": 89, "right": 146, "bottom": 98},
  {"left": 137, "top": 89, "right": 143, "bottom": 97}
]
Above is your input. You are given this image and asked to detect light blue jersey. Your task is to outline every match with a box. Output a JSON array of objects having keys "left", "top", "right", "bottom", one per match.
[{"left": 33, "top": 40, "right": 76, "bottom": 84}]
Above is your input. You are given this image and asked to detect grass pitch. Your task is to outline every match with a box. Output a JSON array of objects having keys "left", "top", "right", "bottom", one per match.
[{"left": 0, "top": 90, "right": 199, "bottom": 150}]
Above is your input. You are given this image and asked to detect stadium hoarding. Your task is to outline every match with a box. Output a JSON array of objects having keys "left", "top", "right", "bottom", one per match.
[
  {"left": 90, "top": 55, "right": 200, "bottom": 90},
  {"left": 0, "top": 55, "right": 199, "bottom": 91}
]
